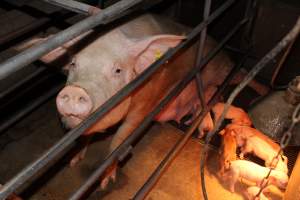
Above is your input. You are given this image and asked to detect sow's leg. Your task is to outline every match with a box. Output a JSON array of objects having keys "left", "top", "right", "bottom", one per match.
[
  {"left": 100, "top": 118, "right": 142, "bottom": 189},
  {"left": 70, "top": 135, "right": 92, "bottom": 167}
]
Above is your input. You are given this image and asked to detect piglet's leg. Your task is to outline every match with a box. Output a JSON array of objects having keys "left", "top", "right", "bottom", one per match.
[
  {"left": 198, "top": 112, "right": 214, "bottom": 138},
  {"left": 239, "top": 141, "right": 253, "bottom": 159},
  {"left": 70, "top": 135, "right": 92, "bottom": 167},
  {"left": 228, "top": 170, "right": 239, "bottom": 193}
]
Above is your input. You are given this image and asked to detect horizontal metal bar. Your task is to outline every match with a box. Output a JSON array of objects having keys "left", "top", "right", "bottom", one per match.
[
  {"left": 69, "top": 4, "right": 240, "bottom": 200},
  {"left": 0, "top": 1, "right": 235, "bottom": 199},
  {"left": 0, "top": 18, "right": 50, "bottom": 46},
  {"left": 133, "top": 16, "right": 247, "bottom": 200},
  {"left": 42, "top": 0, "right": 101, "bottom": 15},
  {"left": 0, "top": 0, "right": 144, "bottom": 81},
  {"left": 0, "top": 84, "right": 63, "bottom": 133},
  {"left": 0, "top": 68, "right": 46, "bottom": 99}
]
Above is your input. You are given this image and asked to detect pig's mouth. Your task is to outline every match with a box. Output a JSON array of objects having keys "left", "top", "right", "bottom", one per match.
[{"left": 60, "top": 114, "right": 87, "bottom": 129}]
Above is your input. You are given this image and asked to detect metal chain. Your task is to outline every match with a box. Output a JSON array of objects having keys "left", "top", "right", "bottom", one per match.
[{"left": 255, "top": 102, "right": 300, "bottom": 198}]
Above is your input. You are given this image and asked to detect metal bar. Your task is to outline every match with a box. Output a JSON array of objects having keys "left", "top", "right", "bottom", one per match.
[
  {"left": 242, "top": 0, "right": 257, "bottom": 46},
  {"left": 0, "top": 1, "right": 236, "bottom": 199},
  {"left": 0, "top": 84, "right": 63, "bottom": 133},
  {"left": 200, "top": 16, "right": 300, "bottom": 200},
  {"left": 42, "top": 0, "right": 101, "bottom": 15},
  {"left": 69, "top": 2, "right": 238, "bottom": 199},
  {"left": 133, "top": 17, "right": 247, "bottom": 200},
  {"left": 0, "top": 18, "right": 50, "bottom": 46},
  {"left": 98, "top": 0, "right": 105, "bottom": 9},
  {"left": 0, "top": 71, "right": 52, "bottom": 111},
  {"left": 0, "top": 0, "right": 145, "bottom": 81},
  {"left": 194, "top": 0, "right": 211, "bottom": 109},
  {"left": 270, "top": 32, "right": 298, "bottom": 87},
  {"left": 0, "top": 67, "right": 46, "bottom": 99}
]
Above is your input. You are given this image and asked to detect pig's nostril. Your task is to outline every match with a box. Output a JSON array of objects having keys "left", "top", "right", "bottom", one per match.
[
  {"left": 62, "top": 94, "right": 69, "bottom": 101},
  {"left": 79, "top": 96, "right": 87, "bottom": 103}
]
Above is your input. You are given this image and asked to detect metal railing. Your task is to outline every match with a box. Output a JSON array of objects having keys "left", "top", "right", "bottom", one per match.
[
  {"left": 0, "top": 0, "right": 249, "bottom": 199},
  {"left": 42, "top": 0, "right": 101, "bottom": 15}
]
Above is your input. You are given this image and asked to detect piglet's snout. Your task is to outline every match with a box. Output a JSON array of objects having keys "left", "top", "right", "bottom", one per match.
[{"left": 56, "top": 85, "right": 93, "bottom": 119}]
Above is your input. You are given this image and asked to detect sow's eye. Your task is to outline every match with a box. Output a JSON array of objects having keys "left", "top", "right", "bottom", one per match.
[
  {"left": 112, "top": 63, "right": 123, "bottom": 75},
  {"left": 65, "top": 59, "right": 76, "bottom": 71},
  {"left": 115, "top": 68, "right": 122, "bottom": 74}
]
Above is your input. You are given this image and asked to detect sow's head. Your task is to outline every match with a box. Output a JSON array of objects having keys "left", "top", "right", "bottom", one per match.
[{"left": 23, "top": 28, "right": 184, "bottom": 131}]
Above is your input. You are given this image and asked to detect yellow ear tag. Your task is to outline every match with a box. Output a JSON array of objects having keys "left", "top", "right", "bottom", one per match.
[{"left": 155, "top": 50, "right": 162, "bottom": 60}]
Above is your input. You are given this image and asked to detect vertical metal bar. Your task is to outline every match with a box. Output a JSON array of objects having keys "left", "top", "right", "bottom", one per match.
[
  {"left": 194, "top": 0, "right": 211, "bottom": 109},
  {"left": 133, "top": 17, "right": 247, "bottom": 200},
  {"left": 42, "top": 0, "right": 101, "bottom": 15},
  {"left": 175, "top": 0, "right": 182, "bottom": 20},
  {"left": 98, "top": 0, "right": 105, "bottom": 9},
  {"left": 242, "top": 0, "right": 257, "bottom": 47}
]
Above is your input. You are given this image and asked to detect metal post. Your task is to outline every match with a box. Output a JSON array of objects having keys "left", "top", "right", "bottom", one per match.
[
  {"left": 0, "top": 0, "right": 145, "bottom": 81},
  {"left": 42, "top": 0, "right": 101, "bottom": 15},
  {"left": 194, "top": 0, "right": 211, "bottom": 109}
]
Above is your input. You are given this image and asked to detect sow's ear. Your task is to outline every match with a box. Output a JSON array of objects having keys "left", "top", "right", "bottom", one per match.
[
  {"left": 15, "top": 30, "right": 93, "bottom": 68},
  {"left": 129, "top": 35, "right": 185, "bottom": 74},
  {"left": 16, "top": 35, "right": 69, "bottom": 65}
]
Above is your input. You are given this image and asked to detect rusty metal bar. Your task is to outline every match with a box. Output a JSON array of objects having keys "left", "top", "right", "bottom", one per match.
[{"left": 42, "top": 0, "right": 101, "bottom": 15}]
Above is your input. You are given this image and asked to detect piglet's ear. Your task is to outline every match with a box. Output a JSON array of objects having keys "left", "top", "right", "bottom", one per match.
[{"left": 129, "top": 35, "right": 185, "bottom": 74}]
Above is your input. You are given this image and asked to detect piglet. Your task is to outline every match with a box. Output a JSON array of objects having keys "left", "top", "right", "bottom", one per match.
[
  {"left": 198, "top": 103, "right": 252, "bottom": 138},
  {"left": 224, "top": 160, "right": 288, "bottom": 193},
  {"left": 219, "top": 129, "right": 237, "bottom": 177},
  {"left": 245, "top": 186, "right": 270, "bottom": 200},
  {"left": 225, "top": 124, "right": 288, "bottom": 174}
]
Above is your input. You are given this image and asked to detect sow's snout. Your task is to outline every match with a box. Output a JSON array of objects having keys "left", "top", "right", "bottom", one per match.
[{"left": 56, "top": 85, "right": 93, "bottom": 129}]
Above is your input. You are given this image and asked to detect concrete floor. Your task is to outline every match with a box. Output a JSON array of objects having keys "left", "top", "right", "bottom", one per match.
[{"left": 0, "top": 98, "right": 284, "bottom": 200}]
